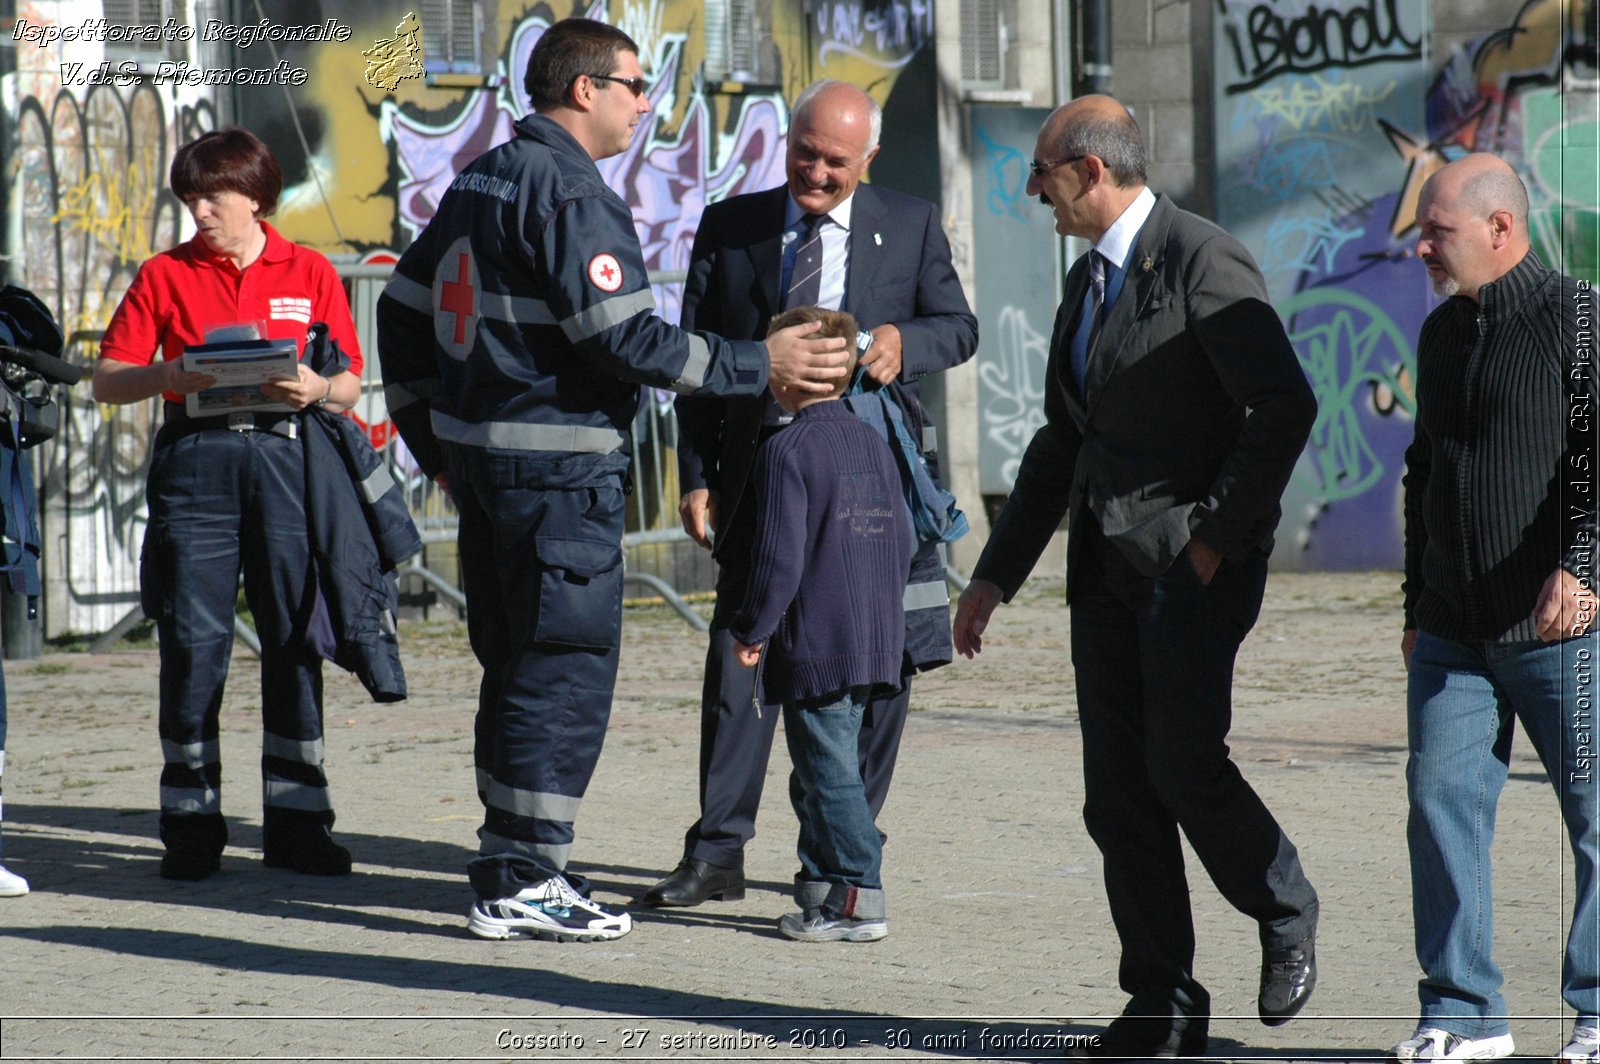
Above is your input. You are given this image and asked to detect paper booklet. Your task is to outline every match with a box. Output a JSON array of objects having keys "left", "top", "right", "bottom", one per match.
[{"left": 182, "top": 338, "right": 300, "bottom": 417}]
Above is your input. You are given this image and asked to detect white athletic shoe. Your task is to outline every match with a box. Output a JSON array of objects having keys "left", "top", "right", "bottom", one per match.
[
  {"left": 1387, "top": 1026, "right": 1514, "bottom": 1062},
  {"left": 0, "top": 862, "right": 29, "bottom": 897},
  {"left": 467, "top": 874, "right": 631, "bottom": 942},
  {"left": 1560, "top": 1024, "right": 1600, "bottom": 1063}
]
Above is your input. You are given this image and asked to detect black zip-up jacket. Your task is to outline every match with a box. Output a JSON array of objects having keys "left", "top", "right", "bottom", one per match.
[{"left": 1403, "top": 252, "right": 1596, "bottom": 642}]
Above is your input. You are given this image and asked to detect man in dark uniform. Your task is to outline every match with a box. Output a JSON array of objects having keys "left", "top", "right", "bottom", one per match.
[
  {"left": 377, "top": 18, "right": 850, "bottom": 942},
  {"left": 640, "top": 79, "right": 977, "bottom": 909}
]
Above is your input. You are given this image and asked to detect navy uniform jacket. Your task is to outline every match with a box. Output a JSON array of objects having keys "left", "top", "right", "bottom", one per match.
[
  {"left": 675, "top": 183, "right": 977, "bottom": 669},
  {"left": 376, "top": 113, "right": 771, "bottom": 485}
]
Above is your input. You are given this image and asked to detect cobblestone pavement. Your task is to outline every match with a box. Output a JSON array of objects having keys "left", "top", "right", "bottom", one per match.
[{"left": 0, "top": 572, "right": 1587, "bottom": 1061}]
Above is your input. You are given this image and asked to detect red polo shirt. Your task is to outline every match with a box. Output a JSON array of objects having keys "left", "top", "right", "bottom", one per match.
[{"left": 100, "top": 221, "right": 363, "bottom": 402}]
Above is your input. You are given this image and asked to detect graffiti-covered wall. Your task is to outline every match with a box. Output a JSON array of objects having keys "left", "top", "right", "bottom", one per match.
[
  {"left": 1214, "top": 0, "right": 1599, "bottom": 570},
  {"left": 2, "top": 0, "right": 944, "bottom": 636},
  {"left": 3, "top": 0, "right": 222, "bottom": 636}
]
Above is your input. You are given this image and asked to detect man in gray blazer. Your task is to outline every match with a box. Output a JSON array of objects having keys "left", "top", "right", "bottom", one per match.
[
  {"left": 640, "top": 80, "right": 977, "bottom": 909},
  {"left": 954, "top": 96, "right": 1319, "bottom": 1058}
]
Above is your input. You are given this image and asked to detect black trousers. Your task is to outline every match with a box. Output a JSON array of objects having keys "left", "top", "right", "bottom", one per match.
[{"left": 1069, "top": 519, "right": 1318, "bottom": 1007}]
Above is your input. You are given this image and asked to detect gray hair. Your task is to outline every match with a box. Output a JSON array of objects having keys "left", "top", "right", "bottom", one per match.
[
  {"left": 791, "top": 79, "right": 882, "bottom": 155},
  {"left": 1053, "top": 106, "right": 1146, "bottom": 187}
]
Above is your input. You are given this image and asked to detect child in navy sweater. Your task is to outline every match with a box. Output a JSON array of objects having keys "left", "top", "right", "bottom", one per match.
[{"left": 729, "top": 306, "right": 912, "bottom": 942}]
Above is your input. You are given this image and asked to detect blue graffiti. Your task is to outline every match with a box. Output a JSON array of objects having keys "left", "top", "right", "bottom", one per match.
[{"left": 976, "top": 128, "right": 1031, "bottom": 221}]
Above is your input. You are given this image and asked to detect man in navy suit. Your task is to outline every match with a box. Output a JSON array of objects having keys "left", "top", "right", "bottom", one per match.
[
  {"left": 641, "top": 79, "right": 977, "bottom": 909},
  {"left": 954, "top": 96, "right": 1319, "bottom": 1057}
]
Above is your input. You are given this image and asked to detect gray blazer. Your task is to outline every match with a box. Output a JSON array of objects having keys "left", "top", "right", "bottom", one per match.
[{"left": 974, "top": 194, "right": 1316, "bottom": 598}]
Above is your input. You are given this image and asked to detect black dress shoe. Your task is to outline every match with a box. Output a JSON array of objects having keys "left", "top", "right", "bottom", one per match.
[
  {"left": 639, "top": 857, "right": 744, "bottom": 907},
  {"left": 1258, "top": 933, "right": 1316, "bottom": 1026},
  {"left": 1068, "top": 1002, "right": 1209, "bottom": 1059}
]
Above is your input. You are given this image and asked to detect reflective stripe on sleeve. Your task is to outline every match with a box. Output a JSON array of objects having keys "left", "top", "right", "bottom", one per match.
[
  {"left": 559, "top": 290, "right": 655, "bottom": 344},
  {"left": 382, "top": 272, "right": 433, "bottom": 312},
  {"left": 672, "top": 334, "right": 711, "bottom": 394}
]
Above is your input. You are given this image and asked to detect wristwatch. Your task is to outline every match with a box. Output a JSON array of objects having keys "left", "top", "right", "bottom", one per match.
[
  {"left": 313, "top": 379, "right": 332, "bottom": 408},
  {"left": 855, "top": 329, "right": 874, "bottom": 356}
]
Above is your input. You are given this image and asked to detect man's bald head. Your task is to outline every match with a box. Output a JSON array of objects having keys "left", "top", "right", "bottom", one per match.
[
  {"left": 1040, "top": 95, "right": 1147, "bottom": 188},
  {"left": 1420, "top": 153, "right": 1529, "bottom": 232}
]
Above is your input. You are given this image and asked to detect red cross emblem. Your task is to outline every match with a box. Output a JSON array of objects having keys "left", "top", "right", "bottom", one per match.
[
  {"left": 440, "top": 252, "right": 475, "bottom": 344},
  {"left": 588, "top": 253, "right": 623, "bottom": 293}
]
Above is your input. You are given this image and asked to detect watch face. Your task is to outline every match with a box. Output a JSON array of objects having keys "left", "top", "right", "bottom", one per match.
[{"left": 856, "top": 329, "right": 874, "bottom": 353}]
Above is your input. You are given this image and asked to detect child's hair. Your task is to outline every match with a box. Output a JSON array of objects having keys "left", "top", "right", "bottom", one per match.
[{"left": 766, "top": 305, "right": 860, "bottom": 398}]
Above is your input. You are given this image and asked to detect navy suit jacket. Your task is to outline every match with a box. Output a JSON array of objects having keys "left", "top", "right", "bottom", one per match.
[
  {"left": 675, "top": 182, "right": 978, "bottom": 551},
  {"left": 974, "top": 194, "right": 1316, "bottom": 599}
]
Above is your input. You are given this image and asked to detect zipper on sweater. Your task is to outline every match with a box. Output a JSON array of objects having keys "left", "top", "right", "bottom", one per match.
[{"left": 1455, "top": 310, "right": 1488, "bottom": 633}]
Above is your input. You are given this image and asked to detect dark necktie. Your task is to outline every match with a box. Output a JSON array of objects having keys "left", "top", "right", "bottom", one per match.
[
  {"left": 1070, "top": 250, "right": 1108, "bottom": 397},
  {"left": 783, "top": 214, "right": 826, "bottom": 310}
]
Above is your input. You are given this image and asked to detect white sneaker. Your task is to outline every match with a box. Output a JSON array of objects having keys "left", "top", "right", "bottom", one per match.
[
  {"left": 1560, "top": 1024, "right": 1600, "bottom": 1063},
  {"left": 0, "top": 863, "right": 29, "bottom": 897},
  {"left": 467, "top": 874, "right": 631, "bottom": 942},
  {"left": 1388, "top": 1027, "right": 1514, "bottom": 1062}
]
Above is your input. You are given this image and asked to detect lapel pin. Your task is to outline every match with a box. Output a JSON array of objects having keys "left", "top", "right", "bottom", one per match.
[
  {"left": 874, "top": 233, "right": 882, "bottom": 246},
  {"left": 1141, "top": 256, "right": 1156, "bottom": 273}
]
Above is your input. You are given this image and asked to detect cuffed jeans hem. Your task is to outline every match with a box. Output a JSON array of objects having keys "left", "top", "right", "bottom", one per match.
[
  {"left": 796, "top": 878, "right": 886, "bottom": 920},
  {"left": 1415, "top": 1010, "right": 1512, "bottom": 1041}
]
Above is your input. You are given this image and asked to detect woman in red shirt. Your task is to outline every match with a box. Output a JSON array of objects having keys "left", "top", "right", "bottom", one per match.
[{"left": 93, "top": 127, "right": 363, "bottom": 881}]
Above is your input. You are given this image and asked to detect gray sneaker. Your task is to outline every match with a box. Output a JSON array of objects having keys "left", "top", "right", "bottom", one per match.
[{"left": 778, "top": 910, "right": 887, "bottom": 942}]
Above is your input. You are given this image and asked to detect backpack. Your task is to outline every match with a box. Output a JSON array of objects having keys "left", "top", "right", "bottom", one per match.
[
  {"left": 842, "top": 369, "right": 968, "bottom": 547},
  {"left": 0, "top": 284, "right": 72, "bottom": 447},
  {"left": 0, "top": 285, "right": 65, "bottom": 606}
]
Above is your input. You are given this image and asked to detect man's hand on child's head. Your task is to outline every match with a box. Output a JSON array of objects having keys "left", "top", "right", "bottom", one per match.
[{"left": 733, "top": 642, "right": 762, "bottom": 668}]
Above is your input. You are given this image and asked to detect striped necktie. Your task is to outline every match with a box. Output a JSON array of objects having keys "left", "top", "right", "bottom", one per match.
[{"left": 783, "top": 214, "right": 826, "bottom": 310}]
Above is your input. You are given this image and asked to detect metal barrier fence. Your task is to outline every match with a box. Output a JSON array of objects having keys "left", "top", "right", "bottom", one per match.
[{"left": 69, "top": 264, "right": 964, "bottom": 652}]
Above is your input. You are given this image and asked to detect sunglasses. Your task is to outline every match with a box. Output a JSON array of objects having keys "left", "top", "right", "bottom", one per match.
[
  {"left": 1030, "top": 154, "right": 1085, "bottom": 177},
  {"left": 587, "top": 73, "right": 647, "bottom": 97}
]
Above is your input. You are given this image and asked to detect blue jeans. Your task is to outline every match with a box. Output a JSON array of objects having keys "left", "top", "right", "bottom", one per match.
[
  {"left": 785, "top": 685, "right": 885, "bottom": 920},
  {"left": 1407, "top": 631, "right": 1600, "bottom": 1036}
]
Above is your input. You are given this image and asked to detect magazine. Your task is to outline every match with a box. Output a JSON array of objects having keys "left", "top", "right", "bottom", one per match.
[{"left": 182, "top": 339, "right": 301, "bottom": 417}]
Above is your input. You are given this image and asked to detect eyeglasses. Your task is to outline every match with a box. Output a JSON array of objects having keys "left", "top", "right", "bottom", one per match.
[
  {"left": 587, "top": 73, "right": 647, "bottom": 97},
  {"left": 1029, "top": 154, "right": 1085, "bottom": 177}
]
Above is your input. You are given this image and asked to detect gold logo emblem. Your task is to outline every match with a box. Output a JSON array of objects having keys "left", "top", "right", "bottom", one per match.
[{"left": 362, "top": 12, "right": 423, "bottom": 91}]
